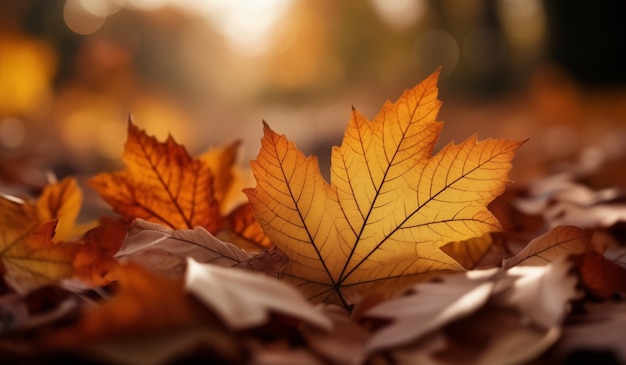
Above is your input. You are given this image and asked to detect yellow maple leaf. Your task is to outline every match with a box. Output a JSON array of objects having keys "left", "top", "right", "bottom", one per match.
[
  {"left": 0, "top": 177, "right": 82, "bottom": 292},
  {"left": 199, "top": 141, "right": 241, "bottom": 214},
  {"left": 35, "top": 176, "right": 83, "bottom": 241},
  {"left": 89, "top": 120, "right": 223, "bottom": 233},
  {"left": 245, "top": 70, "right": 523, "bottom": 306}
]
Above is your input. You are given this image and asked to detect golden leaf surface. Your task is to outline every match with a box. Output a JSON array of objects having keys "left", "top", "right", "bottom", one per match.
[
  {"left": 0, "top": 178, "right": 82, "bottom": 292},
  {"left": 440, "top": 233, "right": 494, "bottom": 270},
  {"left": 1, "top": 220, "right": 76, "bottom": 293},
  {"left": 89, "top": 120, "right": 222, "bottom": 233},
  {"left": 245, "top": 70, "right": 523, "bottom": 306}
]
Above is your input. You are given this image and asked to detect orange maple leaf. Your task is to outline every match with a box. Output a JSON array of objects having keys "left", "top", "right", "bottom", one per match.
[
  {"left": 72, "top": 217, "right": 128, "bottom": 287},
  {"left": 245, "top": 69, "right": 523, "bottom": 306},
  {"left": 89, "top": 120, "right": 223, "bottom": 233},
  {"left": 225, "top": 203, "right": 273, "bottom": 249}
]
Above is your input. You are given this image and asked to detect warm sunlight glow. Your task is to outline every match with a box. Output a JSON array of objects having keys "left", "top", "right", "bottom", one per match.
[
  {"left": 370, "top": 0, "right": 428, "bottom": 30},
  {"left": 185, "top": 0, "right": 294, "bottom": 56},
  {"left": 125, "top": 0, "right": 293, "bottom": 56},
  {"left": 64, "top": 0, "right": 106, "bottom": 35}
]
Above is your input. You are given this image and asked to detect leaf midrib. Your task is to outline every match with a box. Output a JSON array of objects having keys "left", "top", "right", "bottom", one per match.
[
  {"left": 136, "top": 137, "right": 195, "bottom": 229},
  {"left": 272, "top": 138, "right": 348, "bottom": 307},
  {"left": 337, "top": 87, "right": 435, "bottom": 289},
  {"left": 339, "top": 142, "right": 504, "bottom": 286}
]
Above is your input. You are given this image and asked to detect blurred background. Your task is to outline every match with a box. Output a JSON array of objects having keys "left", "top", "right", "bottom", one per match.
[{"left": 1, "top": 0, "right": 626, "bottom": 200}]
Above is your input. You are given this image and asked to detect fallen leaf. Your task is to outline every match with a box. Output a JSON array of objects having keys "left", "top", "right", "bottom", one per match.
[
  {"left": 0, "top": 217, "right": 77, "bottom": 293},
  {"left": 185, "top": 258, "right": 332, "bottom": 331},
  {"left": 115, "top": 219, "right": 286, "bottom": 278},
  {"left": 302, "top": 305, "right": 369, "bottom": 365},
  {"left": 41, "top": 263, "right": 216, "bottom": 350},
  {"left": 365, "top": 259, "right": 578, "bottom": 365},
  {"left": 1, "top": 177, "right": 83, "bottom": 244},
  {"left": 502, "top": 225, "right": 593, "bottom": 268},
  {"left": 437, "top": 306, "right": 562, "bottom": 365},
  {"left": 35, "top": 177, "right": 83, "bottom": 241},
  {"left": 225, "top": 203, "right": 273, "bottom": 249},
  {"left": 0, "top": 178, "right": 128, "bottom": 292},
  {"left": 199, "top": 141, "right": 241, "bottom": 213},
  {"left": 493, "top": 258, "right": 580, "bottom": 329},
  {"left": 364, "top": 268, "right": 498, "bottom": 352},
  {"left": 574, "top": 250, "right": 626, "bottom": 298},
  {"left": 440, "top": 233, "right": 495, "bottom": 270},
  {"left": 514, "top": 172, "right": 626, "bottom": 229},
  {"left": 71, "top": 217, "right": 128, "bottom": 287},
  {"left": 245, "top": 69, "right": 523, "bottom": 305},
  {"left": 89, "top": 119, "right": 223, "bottom": 233}
]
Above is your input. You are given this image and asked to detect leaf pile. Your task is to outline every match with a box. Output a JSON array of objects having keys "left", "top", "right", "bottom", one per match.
[{"left": 1, "top": 70, "right": 625, "bottom": 365}]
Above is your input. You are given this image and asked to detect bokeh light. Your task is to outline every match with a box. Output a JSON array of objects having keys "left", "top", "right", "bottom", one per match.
[{"left": 1, "top": 0, "right": 625, "bottom": 195}]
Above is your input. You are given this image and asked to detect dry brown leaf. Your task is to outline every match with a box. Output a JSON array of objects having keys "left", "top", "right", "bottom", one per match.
[
  {"left": 515, "top": 173, "right": 626, "bottom": 229},
  {"left": 502, "top": 225, "right": 593, "bottom": 268},
  {"left": 115, "top": 219, "right": 285, "bottom": 278},
  {"left": 364, "top": 269, "right": 498, "bottom": 352},
  {"left": 302, "top": 305, "right": 369, "bottom": 365},
  {"left": 574, "top": 250, "right": 626, "bottom": 298},
  {"left": 365, "top": 260, "right": 579, "bottom": 364},
  {"left": 185, "top": 258, "right": 332, "bottom": 331}
]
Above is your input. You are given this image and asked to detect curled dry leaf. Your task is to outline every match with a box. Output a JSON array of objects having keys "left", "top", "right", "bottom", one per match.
[
  {"left": 514, "top": 172, "right": 626, "bottom": 228},
  {"left": 364, "top": 259, "right": 579, "bottom": 365},
  {"left": 245, "top": 69, "right": 522, "bottom": 306},
  {"left": 185, "top": 258, "right": 332, "bottom": 331},
  {"left": 115, "top": 219, "right": 286, "bottom": 278},
  {"left": 502, "top": 225, "right": 593, "bottom": 268},
  {"left": 493, "top": 258, "right": 580, "bottom": 329},
  {"left": 364, "top": 268, "right": 498, "bottom": 352},
  {"left": 501, "top": 224, "right": 626, "bottom": 298}
]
